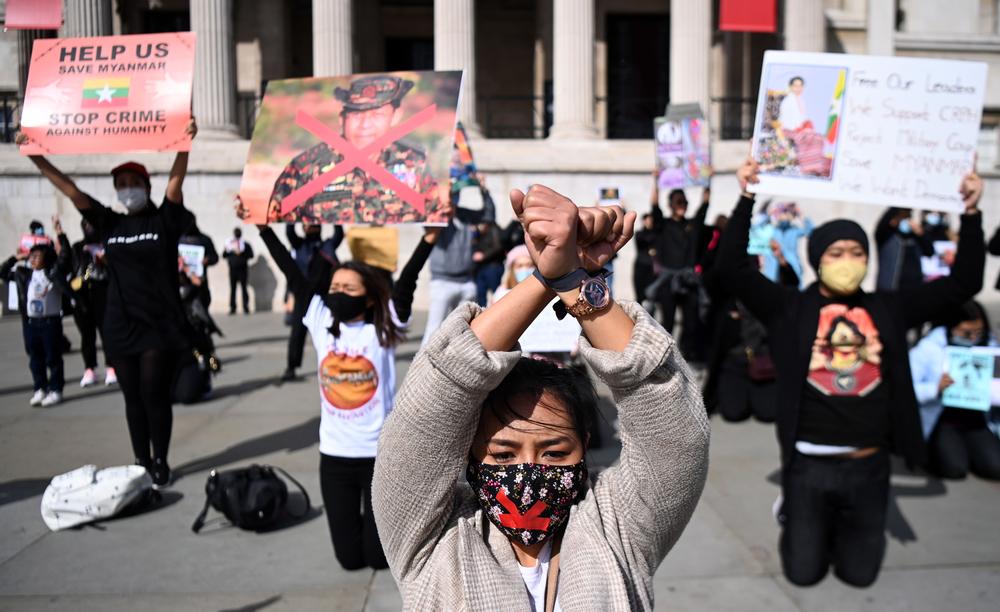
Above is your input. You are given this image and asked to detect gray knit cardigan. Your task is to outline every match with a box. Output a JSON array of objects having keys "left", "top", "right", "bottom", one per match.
[{"left": 372, "top": 301, "right": 710, "bottom": 611}]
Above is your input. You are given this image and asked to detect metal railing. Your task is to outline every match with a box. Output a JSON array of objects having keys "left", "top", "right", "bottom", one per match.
[
  {"left": 480, "top": 94, "right": 550, "bottom": 139},
  {"left": 712, "top": 96, "right": 757, "bottom": 141},
  {"left": 0, "top": 93, "right": 22, "bottom": 143}
]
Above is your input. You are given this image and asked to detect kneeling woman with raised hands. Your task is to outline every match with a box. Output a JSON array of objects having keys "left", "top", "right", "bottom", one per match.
[{"left": 373, "top": 186, "right": 710, "bottom": 611}]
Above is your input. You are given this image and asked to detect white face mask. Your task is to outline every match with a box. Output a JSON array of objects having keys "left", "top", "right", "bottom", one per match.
[{"left": 117, "top": 187, "right": 148, "bottom": 212}]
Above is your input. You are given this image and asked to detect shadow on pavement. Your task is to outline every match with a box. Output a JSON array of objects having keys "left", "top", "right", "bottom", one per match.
[
  {"left": 0, "top": 477, "right": 50, "bottom": 507},
  {"left": 215, "top": 335, "right": 289, "bottom": 350},
  {"left": 174, "top": 416, "right": 321, "bottom": 481},
  {"left": 218, "top": 594, "right": 283, "bottom": 612},
  {"left": 207, "top": 375, "right": 283, "bottom": 401},
  {"left": 0, "top": 383, "right": 36, "bottom": 397},
  {"left": 78, "top": 490, "right": 185, "bottom": 531}
]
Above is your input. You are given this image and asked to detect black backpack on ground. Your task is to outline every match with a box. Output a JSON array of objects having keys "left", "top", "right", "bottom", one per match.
[{"left": 191, "top": 464, "right": 310, "bottom": 533}]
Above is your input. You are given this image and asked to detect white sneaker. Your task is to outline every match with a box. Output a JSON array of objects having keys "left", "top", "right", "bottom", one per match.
[
  {"left": 29, "top": 389, "right": 45, "bottom": 406},
  {"left": 40, "top": 391, "right": 62, "bottom": 407},
  {"left": 105, "top": 368, "right": 118, "bottom": 386},
  {"left": 80, "top": 368, "right": 97, "bottom": 387}
]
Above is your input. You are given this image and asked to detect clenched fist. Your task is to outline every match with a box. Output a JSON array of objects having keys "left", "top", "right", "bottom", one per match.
[{"left": 510, "top": 185, "right": 636, "bottom": 279}]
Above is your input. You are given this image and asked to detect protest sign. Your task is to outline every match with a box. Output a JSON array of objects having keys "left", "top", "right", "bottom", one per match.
[
  {"left": 519, "top": 298, "right": 582, "bottom": 354},
  {"left": 920, "top": 240, "right": 956, "bottom": 281},
  {"left": 178, "top": 244, "right": 206, "bottom": 278},
  {"left": 19, "top": 32, "right": 196, "bottom": 155},
  {"left": 598, "top": 187, "right": 621, "bottom": 206},
  {"left": 655, "top": 103, "right": 711, "bottom": 190},
  {"left": 239, "top": 70, "right": 462, "bottom": 225},
  {"left": 18, "top": 234, "right": 52, "bottom": 255},
  {"left": 747, "top": 222, "right": 775, "bottom": 256},
  {"left": 943, "top": 346, "right": 993, "bottom": 411},
  {"left": 749, "top": 51, "right": 986, "bottom": 212},
  {"left": 450, "top": 121, "right": 477, "bottom": 189}
]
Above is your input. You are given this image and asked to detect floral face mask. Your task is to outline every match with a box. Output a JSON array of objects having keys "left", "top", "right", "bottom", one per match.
[{"left": 466, "top": 460, "right": 588, "bottom": 546}]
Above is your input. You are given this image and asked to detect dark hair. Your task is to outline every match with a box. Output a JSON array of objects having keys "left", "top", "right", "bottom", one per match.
[
  {"left": 29, "top": 220, "right": 44, "bottom": 233},
  {"left": 329, "top": 261, "right": 404, "bottom": 348},
  {"left": 789, "top": 76, "right": 805, "bottom": 86},
  {"left": 936, "top": 300, "right": 991, "bottom": 343},
  {"left": 233, "top": 228, "right": 242, "bottom": 238},
  {"left": 826, "top": 315, "right": 865, "bottom": 346},
  {"left": 668, "top": 189, "right": 687, "bottom": 204},
  {"left": 482, "top": 358, "right": 598, "bottom": 448},
  {"left": 28, "top": 243, "right": 56, "bottom": 268}
]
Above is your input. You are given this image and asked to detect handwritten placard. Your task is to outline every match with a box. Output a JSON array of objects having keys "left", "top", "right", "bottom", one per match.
[
  {"left": 943, "top": 346, "right": 993, "bottom": 411},
  {"left": 749, "top": 51, "right": 986, "bottom": 212},
  {"left": 178, "top": 243, "right": 206, "bottom": 278}
]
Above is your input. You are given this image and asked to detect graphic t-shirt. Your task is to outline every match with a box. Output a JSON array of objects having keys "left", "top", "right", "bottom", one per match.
[
  {"left": 302, "top": 295, "right": 403, "bottom": 458},
  {"left": 798, "top": 300, "right": 891, "bottom": 449},
  {"left": 27, "top": 270, "right": 61, "bottom": 317},
  {"left": 82, "top": 196, "right": 193, "bottom": 357}
]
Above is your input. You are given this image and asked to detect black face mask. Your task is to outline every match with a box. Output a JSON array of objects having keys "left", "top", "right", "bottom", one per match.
[{"left": 323, "top": 292, "right": 368, "bottom": 321}]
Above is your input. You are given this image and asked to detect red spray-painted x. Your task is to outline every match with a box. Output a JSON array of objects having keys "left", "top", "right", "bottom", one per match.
[
  {"left": 496, "top": 489, "right": 551, "bottom": 532},
  {"left": 279, "top": 104, "right": 439, "bottom": 218}
]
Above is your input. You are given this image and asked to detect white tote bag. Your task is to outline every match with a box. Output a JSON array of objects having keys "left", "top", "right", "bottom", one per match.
[{"left": 41, "top": 465, "right": 153, "bottom": 531}]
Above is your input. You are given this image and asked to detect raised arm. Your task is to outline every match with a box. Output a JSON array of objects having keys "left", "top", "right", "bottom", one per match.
[
  {"left": 258, "top": 225, "right": 308, "bottom": 291},
  {"left": 391, "top": 228, "right": 439, "bottom": 324},
  {"left": 16, "top": 134, "right": 91, "bottom": 211},
  {"left": 584, "top": 301, "right": 709, "bottom": 578},
  {"left": 714, "top": 157, "right": 790, "bottom": 322},
  {"left": 899, "top": 172, "right": 985, "bottom": 328},
  {"left": 164, "top": 119, "right": 197, "bottom": 204}
]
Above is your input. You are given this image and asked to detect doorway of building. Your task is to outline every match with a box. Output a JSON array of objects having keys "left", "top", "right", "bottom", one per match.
[
  {"left": 606, "top": 14, "right": 669, "bottom": 139},
  {"left": 384, "top": 38, "right": 434, "bottom": 71}
]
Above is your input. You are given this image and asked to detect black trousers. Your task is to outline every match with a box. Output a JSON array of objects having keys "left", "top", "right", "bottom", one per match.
[
  {"left": 109, "top": 349, "right": 175, "bottom": 464},
  {"left": 780, "top": 450, "right": 889, "bottom": 588},
  {"left": 229, "top": 266, "right": 249, "bottom": 313},
  {"left": 657, "top": 289, "right": 699, "bottom": 358},
  {"left": 716, "top": 354, "right": 777, "bottom": 423},
  {"left": 928, "top": 408, "right": 1000, "bottom": 480},
  {"left": 23, "top": 316, "right": 64, "bottom": 393},
  {"left": 319, "top": 454, "right": 388, "bottom": 570},
  {"left": 72, "top": 283, "right": 107, "bottom": 369}
]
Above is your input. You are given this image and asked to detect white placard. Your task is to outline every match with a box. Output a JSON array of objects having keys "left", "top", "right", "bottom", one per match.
[
  {"left": 519, "top": 298, "right": 581, "bottom": 353},
  {"left": 749, "top": 51, "right": 986, "bottom": 212},
  {"left": 178, "top": 244, "right": 206, "bottom": 278}
]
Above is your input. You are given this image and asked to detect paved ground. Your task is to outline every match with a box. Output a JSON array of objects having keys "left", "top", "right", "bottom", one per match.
[{"left": 0, "top": 311, "right": 998, "bottom": 611}]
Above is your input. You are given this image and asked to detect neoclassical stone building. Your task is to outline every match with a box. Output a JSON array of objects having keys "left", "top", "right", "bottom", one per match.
[{"left": 2, "top": 0, "right": 1000, "bottom": 310}]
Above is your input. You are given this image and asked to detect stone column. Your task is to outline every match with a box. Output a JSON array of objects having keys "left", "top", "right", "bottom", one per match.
[
  {"left": 867, "top": 0, "right": 895, "bottom": 56},
  {"left": 191, "top": 0, "right": 239, "bottom": 138},
  {"left": 312, "top": 0, "right": 353, "bottom": 77},
  {"left": 784, "top": 0, "right": 826, "bottom": 52},
  {"left": 549, "top": 0, "right": 596, "bottom": 140},
  {"left": 670, "top": 0, "right": 711, "bottom": 116},
  {"left": 434, "top": 0, "right": 480, "bottom": 136},
  {"left": 64, "top": 0, "right": 113, "bottom": 38},
  {"left": 17, "top": 30, "right": 59, "bottom": 102}
]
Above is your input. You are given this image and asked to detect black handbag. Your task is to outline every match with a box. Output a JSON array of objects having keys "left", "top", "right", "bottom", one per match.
[{"left": 191, "top": 464, "right": 310, "bottom": 533}]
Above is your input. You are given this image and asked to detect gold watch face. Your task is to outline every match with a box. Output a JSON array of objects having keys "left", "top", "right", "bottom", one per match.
[{"left": 580, "top": 277, "right": 611, "bottom": 309}]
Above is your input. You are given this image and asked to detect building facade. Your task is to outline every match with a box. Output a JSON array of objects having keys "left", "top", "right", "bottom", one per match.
[{"left": 2, "top": 0, "right": 1000, "bottom": 312}]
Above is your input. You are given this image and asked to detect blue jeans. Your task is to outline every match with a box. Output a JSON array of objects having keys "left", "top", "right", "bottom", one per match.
[{"left": 23, "top": 316, "right": 64, "bottom": 393}]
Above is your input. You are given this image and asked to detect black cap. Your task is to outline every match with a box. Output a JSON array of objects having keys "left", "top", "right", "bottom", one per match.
[
  {"left": 28, "top": 220, "right": 43, "bottom": 233},
  {"left": 807, "top": 219, "right": 869, "bottom": 271}
]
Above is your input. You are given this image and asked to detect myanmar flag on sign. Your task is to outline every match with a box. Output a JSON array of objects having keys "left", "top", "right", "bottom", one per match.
[
  {"left": 824, "top": 70, "right": 846, "bottom": 145},
  {"left": 81, "top": 78, "right": 130, "bottom": 108}
]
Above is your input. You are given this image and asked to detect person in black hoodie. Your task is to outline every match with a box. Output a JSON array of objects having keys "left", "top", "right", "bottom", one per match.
[
  {"left": 70, "top": 217, "right": 115, "bottom": 387},
  {"left": 716, "top": 156, "right": 985, "bottom": 588}
]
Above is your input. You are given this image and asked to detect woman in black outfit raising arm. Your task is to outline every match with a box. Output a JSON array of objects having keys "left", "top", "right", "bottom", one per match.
[
  {"left": 17, "top": 121, "right": 198, "bottom": 488},
  {"left": 715, "top": 155, "right": 984, "bottom": 588}
]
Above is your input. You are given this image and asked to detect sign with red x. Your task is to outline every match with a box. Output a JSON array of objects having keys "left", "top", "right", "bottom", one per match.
[{"left": 237, "top": 70, "right": 463, "bottom": 225}]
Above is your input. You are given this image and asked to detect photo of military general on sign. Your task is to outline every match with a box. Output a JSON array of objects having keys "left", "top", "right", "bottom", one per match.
[{"left": 238, "top": 70, "right": 463, "bottom": 225}]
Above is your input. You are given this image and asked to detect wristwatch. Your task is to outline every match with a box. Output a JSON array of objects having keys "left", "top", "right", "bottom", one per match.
[{"left": 533, "top": 268, "right": 613, "bottom": 319}]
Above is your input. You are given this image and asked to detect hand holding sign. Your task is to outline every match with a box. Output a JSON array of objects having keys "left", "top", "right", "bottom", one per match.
[{"left": 960, "top": 161, "right": 982, "bottom": 213}]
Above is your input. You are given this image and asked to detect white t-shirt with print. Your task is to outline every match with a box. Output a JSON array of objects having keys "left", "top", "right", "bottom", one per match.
[
  {"left": 518, "top": 539, "right": 561, "bottom": 612},
  {"left": 302, "top": 295, "right": 404, "bottom": 458},
  {"left": 27, "top": 270, "right": 61, "bottom": 317}
]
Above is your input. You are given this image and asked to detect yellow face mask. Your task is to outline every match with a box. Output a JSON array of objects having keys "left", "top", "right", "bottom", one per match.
[{"left": 819, "top": 259, "right": 867, "bottom": 296}]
